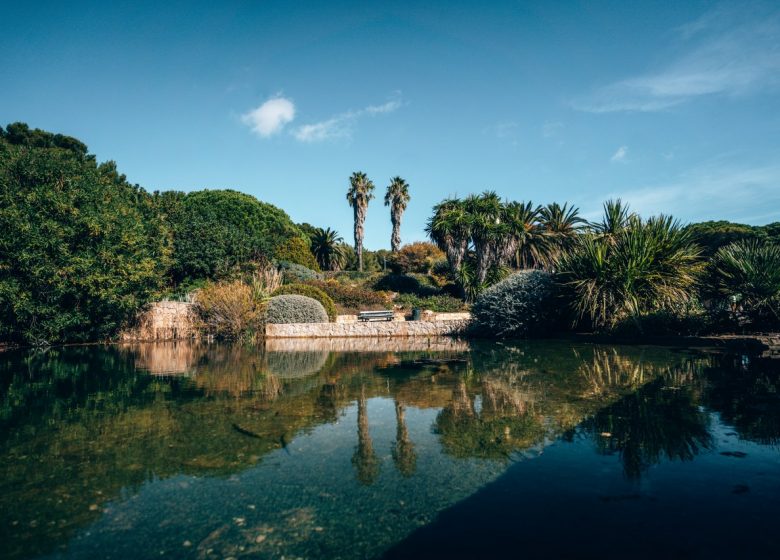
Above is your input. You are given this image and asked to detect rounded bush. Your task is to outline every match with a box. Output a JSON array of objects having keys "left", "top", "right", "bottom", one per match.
[
  {"left": 277, "top": 261, "right": 323, "bottom": 283},
  {"left": 373, "top": 273, "right": 441, "bottom": 296},
  {"left": 264, "top": 295, "right": 328, "bottom": 324},
  {"left": 273, "top": 283, "right": 337, "bottom": 322},
  {"left": 470, "top": 270, "right": 559, "bottom": 338}
]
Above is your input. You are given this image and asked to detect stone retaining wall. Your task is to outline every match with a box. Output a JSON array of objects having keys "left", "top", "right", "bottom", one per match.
[
  {"left": 265, "top": 319, "right": 469, "bottom": 338},
  {"left": 120, "top": 301, "right": 198, "bottom": 341}
]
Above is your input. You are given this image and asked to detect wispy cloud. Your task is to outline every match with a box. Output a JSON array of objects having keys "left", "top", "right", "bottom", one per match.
[
  {"left": 241, "top": 96, "right": 296, "bottom": 137},
  {"left": 294, "top": 95, "right": 403, "bottom": 142},
  {"left": 573, "top": 4, "right": 780, "bottom": 113},
  {"left": 601, "top": 162, "right": 780, "bottom": 223},
  {"left": 610, "top": 146, "right": 628, "bottom": 162},
  {"left": 542, "top": 120, "right": 564, "bottom": 138}
]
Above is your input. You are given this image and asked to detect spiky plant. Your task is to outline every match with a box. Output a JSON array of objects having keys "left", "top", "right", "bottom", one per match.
[
  {"left": 591, "top": 198, "right": 635, "bottom": 241},
  {"left": 502, "top": 200, "right": 550, "bottom": 269},
  {"left": 539, "top": 202, "right": 586, "bottom": 266},
  {"left": 557, "top": 215, "right": 702, "bottom": 330},
  {"left": 384, "top": 176, "right": 411, "bottom": 252},
  {"left": 346, "top": 171, "right": 375, "bottom": 271},
  {"left": 310, "top": 227, "right": 345, "bottom": 271},
  {"left": 711, "top": 240, "right": 780, "bottom": 323}
]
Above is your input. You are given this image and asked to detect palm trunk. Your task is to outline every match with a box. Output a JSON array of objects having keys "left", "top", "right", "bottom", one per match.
[
  {"left": 390, "top": 207, "right": 402, "bottom": 252},
  {"left": 354, "top": 203, "right": 366, "bottom": 271}
]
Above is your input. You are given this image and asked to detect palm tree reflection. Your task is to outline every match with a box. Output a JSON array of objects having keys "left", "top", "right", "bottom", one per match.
[
  {"left": 392, "top": 401, "right": 416, "bottom": 477},
  {"left": 352, "top": 386, "right": 379, "bottom": 485}
]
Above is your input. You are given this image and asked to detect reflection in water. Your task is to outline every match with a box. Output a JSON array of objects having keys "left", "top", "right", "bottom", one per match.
[
  {"left": 393, "top": 401, "right": 417, "bottom": 477},
  {"left": 352, "top": 386, "right": 380, "bottom": 485},
  {"left": 1, "top": 340, "right": 779, "bottom": 560}
]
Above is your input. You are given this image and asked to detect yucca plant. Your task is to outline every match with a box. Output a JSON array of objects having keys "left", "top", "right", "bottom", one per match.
[
  {"left": 557, "top": 215, "right": 702, "bottom": 330},
  {"left": 710, "top": 240, "right": 780, "bottom": 324}
]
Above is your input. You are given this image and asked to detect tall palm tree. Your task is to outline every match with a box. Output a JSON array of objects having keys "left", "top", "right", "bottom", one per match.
[
  {"left": 384, "top": 176, "right": 411, "bottom": 252},
  {"left": 310, "top": 227, "right": 345, "bottom": 271},
  {"left": 346, "top": 171, "right": 375, "bottom": 271},
  {"left": 464, "top": 191, "right": 505, "bottom": 286}
]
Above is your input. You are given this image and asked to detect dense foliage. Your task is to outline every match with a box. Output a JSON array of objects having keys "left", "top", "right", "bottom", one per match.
[
  {"left": 278, "top": 261, "right": 323, "bottom": 283},
  {"left": 373, "top": 273, "right": 441, "bottom": 297},
  {"left": 274, "top": 237, "right": 321, "bottom": 271},
  {"left": 273, "top": 283, "right": 337, "bottom": 322},
  {"left": 393, "top": 293, "right": 467, "bottom": 313},
  {"left": 709, "top": 240, "right": 780, "bottom": 327},
  {"left": 387, "top": 242, "right": 444, "bottom": 274},
  {"left": 306, "top": 280, "right": 388, "bottom": 312},
  {"left": 0, "top": 125, "right": 170, "bottom": 344},
  {"left": 685, "top": 220, "right": 780, "bottom": 257},
  {"left": 470, "top": 271, "right": 559, "bottom": 338},
  {"left": 264, "top": 295, "right": 329, "bottom": 324},
  {"left": 557, "top": 215, "right": 702, "bottom": 330},
  {"left": 169, "top": 189, "right": 304, "bottom": 282}
]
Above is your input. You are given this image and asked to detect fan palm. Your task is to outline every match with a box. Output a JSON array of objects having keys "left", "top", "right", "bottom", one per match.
[
  {"left": 346, "top": 171, "right": 375, "bottom": 271},
  {"left": 384, "top": 176, "right": 411, "bottom": 252},
  {"left": 310, "top": 227, "right": 345, "bottom": 271}
]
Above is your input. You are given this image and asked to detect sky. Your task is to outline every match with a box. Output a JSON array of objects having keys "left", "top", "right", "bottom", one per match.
[{"left": 2, "top": 0, "right": 780, "bottom": 249}]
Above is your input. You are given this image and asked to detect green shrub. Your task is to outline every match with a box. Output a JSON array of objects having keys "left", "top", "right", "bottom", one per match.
[
  {"left": 169, "top": 189, "right": 304, "bottom": 282},
  {"left": 470, "top": 271, "right": 559, "bottom": 338},
  {"left": 264, "top": 295, "right": 328, "bottom": 324},
  {"left": 307, "top": 280, "right": 388, "bottom": 312},
  {"left": 0, "top": 127, "right": 171, "bottom": 344},
  {"left": 394, "top": 293, "right": 467, "bottom": 313},
  {"left": 277, "top": 261, "right": 323, "bottom": 283},
  {"left": 195, "top": 280, "right": 262, "bottom": 338},
  {"left": 373, "top": 274, "right": 441, "bottom": 297},
  {"left": 273, "top": 283, "right": 337, "bottom": 322},
  {"left": 274, "top": 237, "right": 320, "bottom": 271}
]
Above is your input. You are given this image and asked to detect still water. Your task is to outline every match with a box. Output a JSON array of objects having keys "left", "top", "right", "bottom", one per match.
[{"left": 1, "top": 338, "right": 778, "bottom": 559}]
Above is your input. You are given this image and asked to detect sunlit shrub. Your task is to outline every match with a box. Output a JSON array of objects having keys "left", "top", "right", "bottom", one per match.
[
  {"left": 387, "top": 242, "right": 445, "bottom": 274},
  {"left": 373, "top": 273, "right": 441, "bottom": 297},
  {"left": 273, "top": 283, "right": 337, "bottom": 321},
  {"left": 194, "top": 280, "right": 263, "bottom": 338},
  {"left": 306, "top": 280, "right": 389, "bottom": 312},
  {"left": 470, "top": 270, "right": 559, "bottom": 338},
  {"left": 393, "top": 293, "right": 467, "bottom": 313},
  {"left": 264, "top": 295, "right": 328, "bottom": 324}
]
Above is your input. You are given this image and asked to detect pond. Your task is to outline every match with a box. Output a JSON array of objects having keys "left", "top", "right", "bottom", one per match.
[{"left": 1, "top": 339, "right": 779, "bottom": 559}]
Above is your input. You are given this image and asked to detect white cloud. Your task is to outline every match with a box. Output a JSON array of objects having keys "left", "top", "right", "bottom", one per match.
[
  {"left": 241, "top": 96, "right": 296, "bottom": 137},
  {"left": 610, "top": 146, "right": 628, "bottom": 162},
  {"left": 573, "top": 5, "right": 780, "bottom": 113},
  {"left": 600, "top": 162, "right": 780, "bottom": 223},
  {"left": 293, "top": 94, "right": 403, "bottom": 143}
]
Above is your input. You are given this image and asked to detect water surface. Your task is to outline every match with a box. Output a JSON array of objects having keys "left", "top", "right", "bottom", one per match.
[{"left": 1, "top": 339, "right": 778, "bottom": 559}]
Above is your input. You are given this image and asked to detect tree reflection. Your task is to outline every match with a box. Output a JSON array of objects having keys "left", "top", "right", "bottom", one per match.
[
  {"left": 352, "top": 386, "right": 380, "bottom": 485},
  {"left": 392, "top": 400, "right": 417, "bottom": 477},
  {"left": 585, "top": 379, "right": 712, "bottom": 479}
]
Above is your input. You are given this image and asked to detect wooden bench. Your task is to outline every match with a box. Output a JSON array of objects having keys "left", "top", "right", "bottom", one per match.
[{"left": 358, "top": 310, "right": 394, "bottom": 322}]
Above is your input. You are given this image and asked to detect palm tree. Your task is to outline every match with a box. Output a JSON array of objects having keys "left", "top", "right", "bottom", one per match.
[
  {"left": 426, "top": 197, "right": 471, "bottom": 274},
  {"left": 539, "top": 202, "right": 586, "bottom": 266},
  {"left": 346, "top": 171, "right": 375, "bottom": 271},
  {"left": 310, "top": 227, "right": 345, "bottom": 271},
  {"left": 502, "top": 200, "right": 550, "bottom": 269},
  {"left": 384, "top": 176, "right": 411, "bottom": 252}
]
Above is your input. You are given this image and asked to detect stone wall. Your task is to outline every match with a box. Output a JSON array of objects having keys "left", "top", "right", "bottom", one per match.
[{"left": 265, "top": 319, "right": 469, "bottom": 339}]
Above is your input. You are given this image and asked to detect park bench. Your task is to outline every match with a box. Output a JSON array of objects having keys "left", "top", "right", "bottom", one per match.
[{"left": 358, "top": 310, "right": 395, "bottom": 322}]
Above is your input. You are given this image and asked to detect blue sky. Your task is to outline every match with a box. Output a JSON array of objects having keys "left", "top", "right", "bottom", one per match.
[{"left": 2, "top": 0, "right": 780, "bottom": 248}]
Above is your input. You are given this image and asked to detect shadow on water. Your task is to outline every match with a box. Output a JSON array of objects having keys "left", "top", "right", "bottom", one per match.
[{"left": 1, "top": 340, "right": 779, "bottom": 559}]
